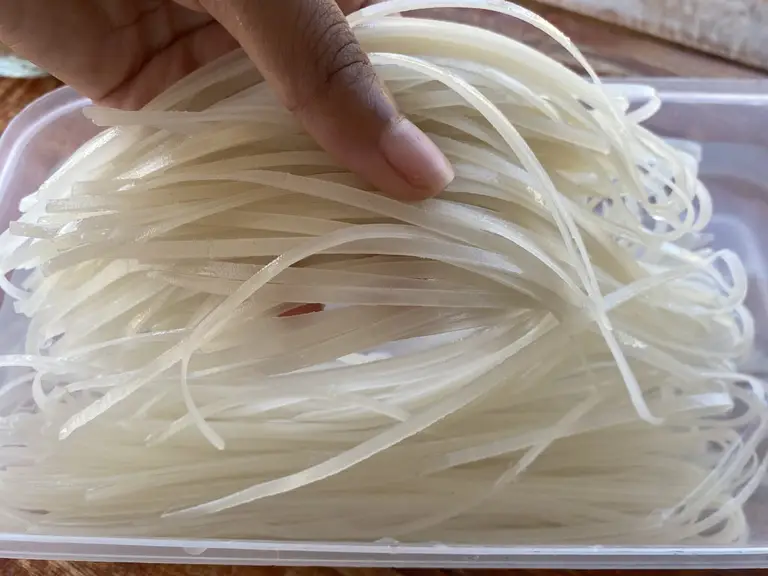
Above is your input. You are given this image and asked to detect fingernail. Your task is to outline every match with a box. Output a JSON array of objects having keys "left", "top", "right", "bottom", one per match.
[{"left": 380, "top": 118, "right": 454, "bottom": 197}]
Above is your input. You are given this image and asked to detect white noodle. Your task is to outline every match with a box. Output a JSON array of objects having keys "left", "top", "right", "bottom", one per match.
[{"left": 0, "top": 0, "right": 763, "bottom": 546}]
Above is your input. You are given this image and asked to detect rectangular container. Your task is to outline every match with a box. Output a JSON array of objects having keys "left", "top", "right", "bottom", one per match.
[{"left": 0, "top": 80, "right": 767, "bottom": 569}]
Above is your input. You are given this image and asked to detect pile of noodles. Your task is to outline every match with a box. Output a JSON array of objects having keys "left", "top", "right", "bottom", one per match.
[{"left": 0, "top": 0, "right": 764, "bottom": 545}]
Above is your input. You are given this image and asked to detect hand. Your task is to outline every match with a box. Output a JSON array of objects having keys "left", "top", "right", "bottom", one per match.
[{"left": 0, "top": 0, "right": 453, "bottom": 200}]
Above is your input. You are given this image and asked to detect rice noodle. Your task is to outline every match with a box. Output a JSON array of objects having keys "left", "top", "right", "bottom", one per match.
[{"left": 0, "top": 0, "right": 764, "bottom": 545}]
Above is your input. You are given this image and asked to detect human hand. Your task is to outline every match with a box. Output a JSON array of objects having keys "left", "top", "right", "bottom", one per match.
[{"left": 0, "top": 0, "right": 453, "bottom": 200}]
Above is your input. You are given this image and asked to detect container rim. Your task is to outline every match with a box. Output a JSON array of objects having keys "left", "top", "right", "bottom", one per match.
[
  {"left": 1, "top": 533, "right": 768, "bottom": 568},
  {"left": 0, "top": 86, "right": 90, "bottom": 230}
]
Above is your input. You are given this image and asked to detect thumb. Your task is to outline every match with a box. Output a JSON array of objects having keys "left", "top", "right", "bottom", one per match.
[{"left": 200, "top": 0, "right": 453, "bottom": 200}]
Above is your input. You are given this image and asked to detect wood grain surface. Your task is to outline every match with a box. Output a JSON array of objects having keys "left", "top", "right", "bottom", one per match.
[
  {"left": 536, "top": 0, "right": 768, "bottom": 69},
  {"left": 425, "top": 0, "right": 767, "bottom": 78},
  {"left": 0, "top": 1, "right": 766, "bottom": 574},
  {"left": 0, "top": 75, "right": 60, "bottom": 132},
  {"left": 0, "top": 564, "right": 765, "bottom": 576}
]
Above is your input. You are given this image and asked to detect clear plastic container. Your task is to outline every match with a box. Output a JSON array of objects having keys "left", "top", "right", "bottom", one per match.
[{"left": 0, "top": 81, "right": 767, "bottom": 568}]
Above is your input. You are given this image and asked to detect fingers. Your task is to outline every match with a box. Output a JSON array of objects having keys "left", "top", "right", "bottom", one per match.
[
  {"left": 99, "top": 21, "right": 239, "bottom": 109},
  {"left": 200, "top": 0, "right": 453, "bottom": 200},
  {"left": 335, "top": 0, "right": 374, "bottom": 12},
  {"left": 0, "top": 0, "right": 239, "bottom": 110},
  {"left": 180, "top": 0, "right": 373, "bottom": 13}
]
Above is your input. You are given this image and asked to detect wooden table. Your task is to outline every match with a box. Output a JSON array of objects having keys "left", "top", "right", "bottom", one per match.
[
  {"left": 0, "top": 563, "right": 764, "bottom": 576},
  {"left": 0, "top": 1, "right": 765, "bottom": 574}
]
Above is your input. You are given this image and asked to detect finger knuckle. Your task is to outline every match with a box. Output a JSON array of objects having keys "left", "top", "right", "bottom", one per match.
[
  {"left": 285, "top": 2, "right": 373, "bottom": 114},
  {"left": 335, "top": 0, "right": 372, "bottom": 15}
]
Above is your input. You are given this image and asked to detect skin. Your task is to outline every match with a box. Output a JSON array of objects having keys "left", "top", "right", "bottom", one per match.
[{"left": 0, "top": 0, "right": 454, "bottom": 200}]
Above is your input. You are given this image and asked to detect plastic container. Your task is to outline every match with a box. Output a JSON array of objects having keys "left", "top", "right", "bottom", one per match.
[{"left": 0, "top": 81, "right": 767, "bottom": 569}]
